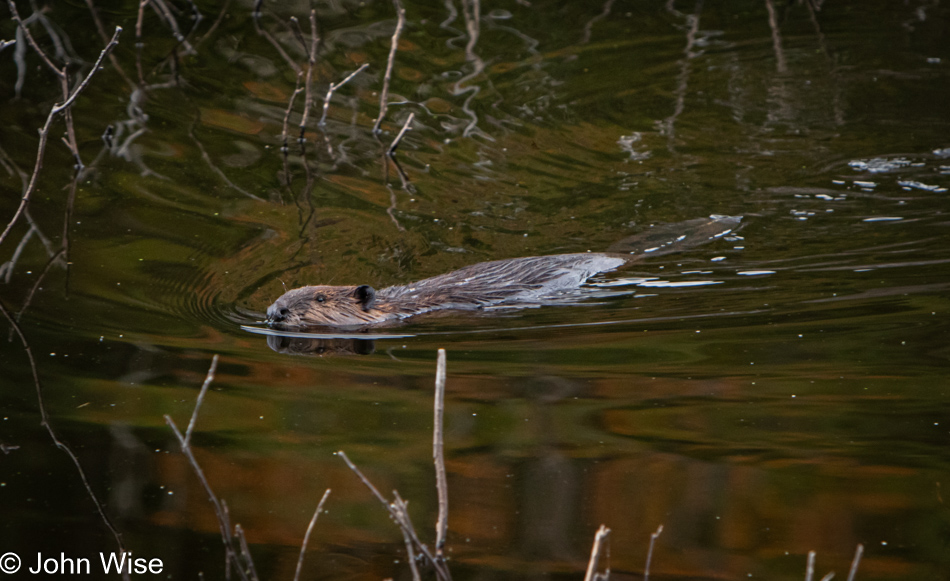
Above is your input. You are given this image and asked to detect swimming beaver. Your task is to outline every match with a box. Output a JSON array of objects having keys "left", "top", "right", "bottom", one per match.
[{"left": 266, "top": 215, "right": 741, "bottom": 328}]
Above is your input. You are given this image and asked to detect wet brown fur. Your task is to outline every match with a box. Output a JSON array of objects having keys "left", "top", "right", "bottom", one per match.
[{"left": 266, "top": 253, "right": 627, "bottom": 328}]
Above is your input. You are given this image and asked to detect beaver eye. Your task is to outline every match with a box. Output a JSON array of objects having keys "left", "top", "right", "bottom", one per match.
[{"left": 315, "top": 294, "right": 326, "bottom": 303}]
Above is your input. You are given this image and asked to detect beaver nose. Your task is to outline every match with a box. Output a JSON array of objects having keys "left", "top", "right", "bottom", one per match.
[{"left": 266, "top": 303, "right": 290, "bottom": 322}]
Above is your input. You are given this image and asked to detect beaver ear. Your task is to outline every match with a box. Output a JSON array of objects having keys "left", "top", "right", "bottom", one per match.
[{"left": 354, "top": 285, "right": 376, "bottom": 311}]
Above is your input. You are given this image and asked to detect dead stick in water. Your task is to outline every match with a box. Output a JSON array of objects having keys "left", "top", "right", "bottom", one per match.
[
  {"left": 319, "top": 63, "right": 368, "bottom": 126},
  {"left": 644, "top": 524, "right": 663, "bottom": 581},
  {"left": 165, "top": 357, "right": 255, "bottom": 581},
  {"left": 846, "top": 544, "right": 864, "bottom": 581},
  {"left": 184, "top": 354, "right": 219, "bottom": 446},
  {"left": 805, "top": 551, "right": 816, "bottom": 581},
  {"left": 373, "top": 0, "right": 406, "bottom": 134},
  {"left": 387, "top": 112, "right": 415, "bottom": 157},
  {"left": 433, "top": 349, "right": 449, "bottom": 556},
  {"left": 281, "top": 71, "right": 305, "bottom": 152},
  {"left": 583, "top": 525, "right": 610, "bottom": 581},
  {"left": 298, "top": 9, "right": 319, "bottom": 142},
  {"left": 292, "top": 489, "right": 332, "bottom": 581},
  {"left": 0, "top": 24, "right": 121, "bottom": 247}
]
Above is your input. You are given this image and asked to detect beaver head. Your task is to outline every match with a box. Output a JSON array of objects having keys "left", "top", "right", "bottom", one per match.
[{"left": 266, "top": 284, "right": 387, "bottom": 327}]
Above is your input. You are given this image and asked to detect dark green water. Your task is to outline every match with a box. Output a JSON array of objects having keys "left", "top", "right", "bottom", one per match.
[{"left": 2, "top": 0, "right": 949, "bottom": 579}]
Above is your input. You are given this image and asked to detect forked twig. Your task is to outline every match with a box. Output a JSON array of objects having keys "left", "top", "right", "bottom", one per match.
[
  {"left": 583, "top": 525, "right": 611, "bottom": 581},
  {"left": 319, "top": 63, "right": 369, "bottom": 126},
  {"left": 373, "top": 0, "right": 406, "bottom": 134},
  {"left": 165, "top": 355, "right": 255, "bottom": 581},
  {"left": 0, "top": 24, "right": 122, "bottom": 247}
]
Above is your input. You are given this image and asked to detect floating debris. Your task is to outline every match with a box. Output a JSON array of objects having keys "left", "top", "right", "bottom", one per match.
[{"left": 849, "top": 158, "right": 912, "bottom": 173}]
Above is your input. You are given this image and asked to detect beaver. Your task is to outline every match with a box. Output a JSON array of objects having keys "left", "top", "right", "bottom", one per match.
[{"left": 266, "top": 215, "right": 741, "bottom": 329}]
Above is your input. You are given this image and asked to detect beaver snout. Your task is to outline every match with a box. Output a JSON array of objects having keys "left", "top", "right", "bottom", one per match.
[
  {"left": 265, "top": 284, "right": 385, "bottom": 328},
  {"left": 266, "top": 302, "right": 291, "bottom": 323}
]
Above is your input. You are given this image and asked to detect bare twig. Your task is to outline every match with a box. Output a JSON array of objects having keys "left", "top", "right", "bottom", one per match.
[
  {"left": 337, "top": 450, "right": 451, "bottom": 580},
  {"left": 234, "top": 524, "right": 261, "bottom": 581},
  {"left": 387, "top": 112, "right": 415, "bottom": 157},
  {"left": 644, "top": 524, "right": 663, "bottom": 581},
  {"left": 298, "top": 10, "right": 320, "bottom": 142},
  {"left": 846, "top": 544, "right": 864, "bottom": 581},
  {"left": 0, "top": 25, "right": 122, "bottom": 248},
  {"left": 583, "top": 525, "right": 611, "bottom": 581},
  {"left": 805, "top": 551, "right": 816, "bottom": 581},
  {"left": 189, "top": 115, "right": 264, "bottom": 201},
  {"left": 0, "top": 299, "right": 127, "bottom": 558},
  {"left": 7, "top": 1, "right": 62, "bottom": 78},
  {"left": 252, "top": 9, "right": 302, "bottom": 74},
  {"left": 184, "top": 354, "right": 219, "bottom": 445},
  {"left": 386, "top": 183, "right": 407, "bottom": 231},
  {"left": 373, "top": 0, "right": 406, "bottom": 134},
  {"left": 319, "top": 63, "right": 369, "bottom": 126},
  {"left": 149, "top": 0, "right": 195, "bottom": 53},
  {"left": 282, "top": 71, "right": 305, "bottom": 152},
  {"left": 165, "top": 355, "right": 255, "bottom": 581},
  {"left": 0, "top": 39, "right": 15, "bottom": 51},
  {"left": 293, "top": 489, "right": 332, "bottom": 581},
  {"left": 433, "top": 349, "right": 449, "bottom": 556},
  {"left": 392, "top": 493, "right": 422, "bottom": 581},
  {"left": 83, "top": 0, "right": 135, "bottom": 88},
  {"left": 581, "top": 0, "right": 616, "bottom": 44},
  {"left": 764, "top": 0, "right": 787, "bottom": 74}
]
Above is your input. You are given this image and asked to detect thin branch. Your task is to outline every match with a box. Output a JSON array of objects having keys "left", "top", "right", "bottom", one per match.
[
  {"left": 846, "top": 544, "right": 864, "bottom": 581},
  {"left": 298, "top": 10, "right": 320, "bottom": 142},
  {"left": 805, "top": 551, "right": 816, "bottom": 581},
  {"left": 293, "top": 489, "right": 332, "bottom": 581},
  {"left": 252, "top": 9, "right": 301, "bottom": 74},
  {"left": 373, "top": 0, "right": 406, "bottom": 134},
  {"left": 583, "top": 525, "right": 611, "bottom": 581},
  {"left": 189, "top": 116, "right": 264, "bottom": 201},
  {"left": 392, "top": 493, "right": 422, "bottom": 581},
  {"left": 0, "top": 39, "right": 15, "bottom": 51},
  {"left": 7, "top": 1, "right": 63, "bottom": 79},
  {"left": 764, "top": 0, "right": 787, "bottom": 74},
  {"left": 433, "top": 348, "right": 449, "bottom": 555},
  {"left": 234, "top": 524, "right": 261, "bottom": 581},
  {"left": 337, "top": 451, "right": 450, "bottom": 580},
  {"left": 644, "top": 524, "right": 663, "bottom": 581},
  {"left": 0, "top": 299, "right": 126, "bottom": 556},
  {"left": 319, "top": 63, "right": 369, "bottom": 126},
  {"left": 165, "top": 355, "right": 254, "bottom": 581},
  {"left": 387, "top": 112, "right": 415, "bottom": 157},
  {"left": 282, "top": 71, "right": 305, "bottom": 153},
  {"left": 0, "top": 26, "right": 122, "bottom": 248},
  {"left": 184, "top": 354, "right": 219, "bottom": 446}
]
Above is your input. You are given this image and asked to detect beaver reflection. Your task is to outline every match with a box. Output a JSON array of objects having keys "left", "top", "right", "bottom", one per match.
[
  {"left": 266, "top": 215, "right": 741, "bottom": 330},
  {"left": 266, "top": 335, "right": 377, "bottom": 356}
]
